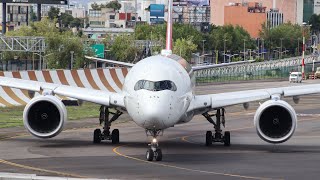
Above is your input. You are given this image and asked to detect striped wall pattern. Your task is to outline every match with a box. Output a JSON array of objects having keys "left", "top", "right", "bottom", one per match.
[{"left": 0, "top": 68, "right": 129, "bottom": 107}]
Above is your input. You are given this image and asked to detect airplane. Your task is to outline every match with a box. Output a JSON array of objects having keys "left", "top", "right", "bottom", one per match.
[{"left": 0, "top": 0, "right": 319, "bottom": 162}]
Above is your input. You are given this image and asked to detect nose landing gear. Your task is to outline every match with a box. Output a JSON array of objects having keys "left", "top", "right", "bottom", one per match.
[
  {"left": 203, "top": 108, "right": 231, "bottom": 146},
  {"left": 145, "top": 129, "right": 163, "bottom": 161},
  {"left": 93, "top": 106, "right": 123, "bottom": 144}
]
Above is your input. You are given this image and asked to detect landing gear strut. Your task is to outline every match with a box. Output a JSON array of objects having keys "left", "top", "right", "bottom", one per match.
[
  {"left": 145, "top": 129, "right": 163, "bottom": 161},
  {"left": 93, "top": 106, "right": 123, "bottom": 144},
  {"left": 203, "top": 108, "right": 230, "bottom": 146}
]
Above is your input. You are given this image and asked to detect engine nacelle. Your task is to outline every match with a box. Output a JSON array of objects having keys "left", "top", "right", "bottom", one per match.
[
  {"left": 254, "top": 100, "right": 297, "bottom": 144},
  {"left": 23, "top": 95, "right": 67, "bottom": 138}
]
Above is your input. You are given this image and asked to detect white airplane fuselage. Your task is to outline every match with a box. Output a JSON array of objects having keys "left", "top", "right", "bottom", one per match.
[{"left": 123, "top": 55, "right": 194, "bottom": 130}]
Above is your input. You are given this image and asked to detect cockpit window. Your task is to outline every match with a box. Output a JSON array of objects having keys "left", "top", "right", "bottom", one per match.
[{"left": 134, "top": 80, "right": 177, "bottom": 91}]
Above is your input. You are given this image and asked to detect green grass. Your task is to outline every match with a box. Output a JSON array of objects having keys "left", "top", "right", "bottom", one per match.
[{"left": 0, "top": 103, "right": 101, "bottom": 128}]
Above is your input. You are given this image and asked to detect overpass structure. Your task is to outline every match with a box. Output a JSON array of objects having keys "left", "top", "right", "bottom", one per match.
[
  {"left": 1, "top": 0, "right": 68, "bottom": 34},
  {"left": 0, "top": 36, "right": 161, "bottom": 53}
]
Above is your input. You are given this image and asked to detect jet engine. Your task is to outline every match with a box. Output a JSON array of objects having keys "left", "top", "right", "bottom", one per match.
[
  {"left": 23, "top": 95, "right": 67, "bottom": 138},
  {"left": 254, "top": 100, "right": 297, "bottom": 143}
]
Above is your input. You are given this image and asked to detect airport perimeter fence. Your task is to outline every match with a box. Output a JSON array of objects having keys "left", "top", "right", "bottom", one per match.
[{"left": 195, "top": 56, "right": 320, "bottom": 85}]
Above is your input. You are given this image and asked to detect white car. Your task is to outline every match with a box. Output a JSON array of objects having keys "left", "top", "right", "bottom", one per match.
[{"left": 289, "top": 72, "right": 302, "bottom": 83}]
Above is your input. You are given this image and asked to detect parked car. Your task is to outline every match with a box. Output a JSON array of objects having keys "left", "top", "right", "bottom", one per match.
[
  {"left": 289, "top": 72, "right": 302, "bottom": 83},
  {"left": 315, "top": 67, "right": 320, "bottom": 78}
]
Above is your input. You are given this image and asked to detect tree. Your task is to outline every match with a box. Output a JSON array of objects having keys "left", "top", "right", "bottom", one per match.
[
  {"left": 70, "top": 18, "right": 84, "bottom": 28},
  {"left": 173, "top": 37, "right": 197, "bottom": 60},
  {"left": 91, "top": 2, "right": 101, "bottom": 10},
  {"left": 110, "top": 35, "right": 139, "bottom": 62},
  {"left": 309, "top": 14, "right": 320, "bottom": 34},
  {"left": 60, "top": 13, "right": 74, "bottom": 28},
  {"left": 259, "top": 22, "right": 309, "bottom": 57},
  {"left": 208, "top": 25, "right": 254, "bottom": 54},
  {"left": 106, "top": 1, "right": 122, "bottom": 11},
  {"left": 48, "top": 7, "right": 60, "bottom": 20},
  {"left": 5, "top": 18, "right": 92, "bottom": 69}
]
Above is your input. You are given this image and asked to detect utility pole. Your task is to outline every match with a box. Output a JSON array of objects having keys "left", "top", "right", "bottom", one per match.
[
  {"left": 243, "top": 39, "right": 246, "bottom": 60},
  {"left": 70, "top": 51, "right": 74, "bottom": 69},
  {"left": 224, "top": 38, "right": 227, "bottom": 63},
  {"left": 202, "top": 40, "right": 206, "bottom": 55},
  {"left": 280, "top": 38, "right": 283, "bottom": 59}
]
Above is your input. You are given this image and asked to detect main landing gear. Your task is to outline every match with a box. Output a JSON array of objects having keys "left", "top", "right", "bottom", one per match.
[
  {"left": 203, "top": 108, "right": 231, "bottom": 147},
  {"left": 93, "top": 106, "right": 123, "bottom": 144},
  {"left": 145, "top": 129, "right": 163, "bottom": 161}
]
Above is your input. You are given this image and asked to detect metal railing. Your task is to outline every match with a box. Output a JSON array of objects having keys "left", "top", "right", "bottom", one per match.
[{"left": 195, "top": 55, "right": 319, "bottom": 84}]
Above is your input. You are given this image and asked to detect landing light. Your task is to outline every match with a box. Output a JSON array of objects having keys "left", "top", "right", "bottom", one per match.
[{"left": 152, "top": 138, "right": 157, "bottom": 143}]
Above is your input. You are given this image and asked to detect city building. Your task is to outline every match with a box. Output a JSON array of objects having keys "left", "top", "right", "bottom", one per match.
[
  {"left": 41, "top": 3, "right": 86, "bottom": 19},
  {"left": 224, "top": 2, "right": 266, "bottom": 38},
  {"left": 0, "top": 3, "right": 32, "bottom": 31},
  {"left": 170, "top": 0, "right": 210, "bottom": 32},
  {"left": 211, "top": 0, "right": 298, "bottom": 26},
  {"left": 267, "top": 8, "right": 284, "bottom": 28},
  {"left": 88, "top": 7, "right": 132, "bottom": 28}
]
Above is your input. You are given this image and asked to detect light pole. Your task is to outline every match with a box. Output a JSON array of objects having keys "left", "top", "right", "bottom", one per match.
[
  {"left": 243, "top": 39, "right": 246, "bottom": 60},
  {"left": 261, "top": 38, "right": 265, "bottom": 60},
  {"left": 224, "top": 38, "right": 227, "bottom": 63},
  {"left": 70, "top": 51, "right": 74, "bottom": 69},
  {"left": 302, "top": 22, "right": 307, "bottom": 79},
  {"left": 297, "top": 38, "right": 300, "bottom": 56},
  {"left": 280, "top": 38, "right": 284, "bottom": 59},
  {"left": 202, "top": 40, "right": 206, "bottom": 55}
]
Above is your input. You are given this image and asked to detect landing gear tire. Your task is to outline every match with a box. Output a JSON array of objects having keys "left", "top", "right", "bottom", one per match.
[
  {"left": 111, "top": 129, "right": 120, "bottom": 144},
  {"left": 224, "top": 131, "right": 231, "bottom": 146},
  {"left": 206, "top": 131, "right": 213, "bottom": 146},
  {"left": 146, "top": 149, "right": 154, "bottom": 161},
  {"left": 93, "top": 129, "right": 102, "bottom": 144},
  {"left": 155, "top": 149, "right": 163, "bottom": 161}
]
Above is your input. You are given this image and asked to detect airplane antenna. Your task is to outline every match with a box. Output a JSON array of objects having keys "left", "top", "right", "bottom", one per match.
[{"left": 161, "top": 0, "right": 173, "bottom": 56}]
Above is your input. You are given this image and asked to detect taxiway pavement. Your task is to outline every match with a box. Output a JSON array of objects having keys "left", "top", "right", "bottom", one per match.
[{"left": 1, "top": 80, "right": 320, "bottom": 179}]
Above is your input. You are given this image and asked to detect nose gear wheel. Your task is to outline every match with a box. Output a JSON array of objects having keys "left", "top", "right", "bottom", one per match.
[{"left": 145, "top": 129, "right": 163, "bottom": 161}]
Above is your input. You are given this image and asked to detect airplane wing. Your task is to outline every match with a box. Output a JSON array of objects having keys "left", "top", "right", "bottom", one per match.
[
  {"left": 0, "top": 76, "right": 125, "bottom": 108},
  {"left": 192, "top": 60, "right": 255, "bottom": 71},
  {"left": 85, "top": 56, "right": 134, "bottom": 67},
  {"left": 188, "top": 84, "right": 320, "bottom": 113}
]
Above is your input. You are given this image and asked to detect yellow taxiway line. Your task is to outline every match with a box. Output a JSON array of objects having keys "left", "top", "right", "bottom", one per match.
[
  {"left": 0, "top": 128, "right": 90, "bottom": 178},
  {"left": 113, "top": 125, "right": 282, "bottom": 180}
]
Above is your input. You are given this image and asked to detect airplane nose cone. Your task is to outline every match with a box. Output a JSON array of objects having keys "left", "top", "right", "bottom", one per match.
[{"left": 141, "top": 95, "right": 169, "bottom": 129}]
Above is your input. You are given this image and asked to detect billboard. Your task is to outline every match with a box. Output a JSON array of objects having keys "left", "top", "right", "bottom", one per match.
[
  {"left": 173, "top": 0, "right": 209, "bottom": 6},
  {"left": 150, "top": 4, "right": 165, "bottom": 17}
]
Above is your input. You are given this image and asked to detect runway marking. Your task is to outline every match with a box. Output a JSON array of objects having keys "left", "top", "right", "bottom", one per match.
[{"left": 0, "top": 159, "right": 87, "bottom": 178}]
